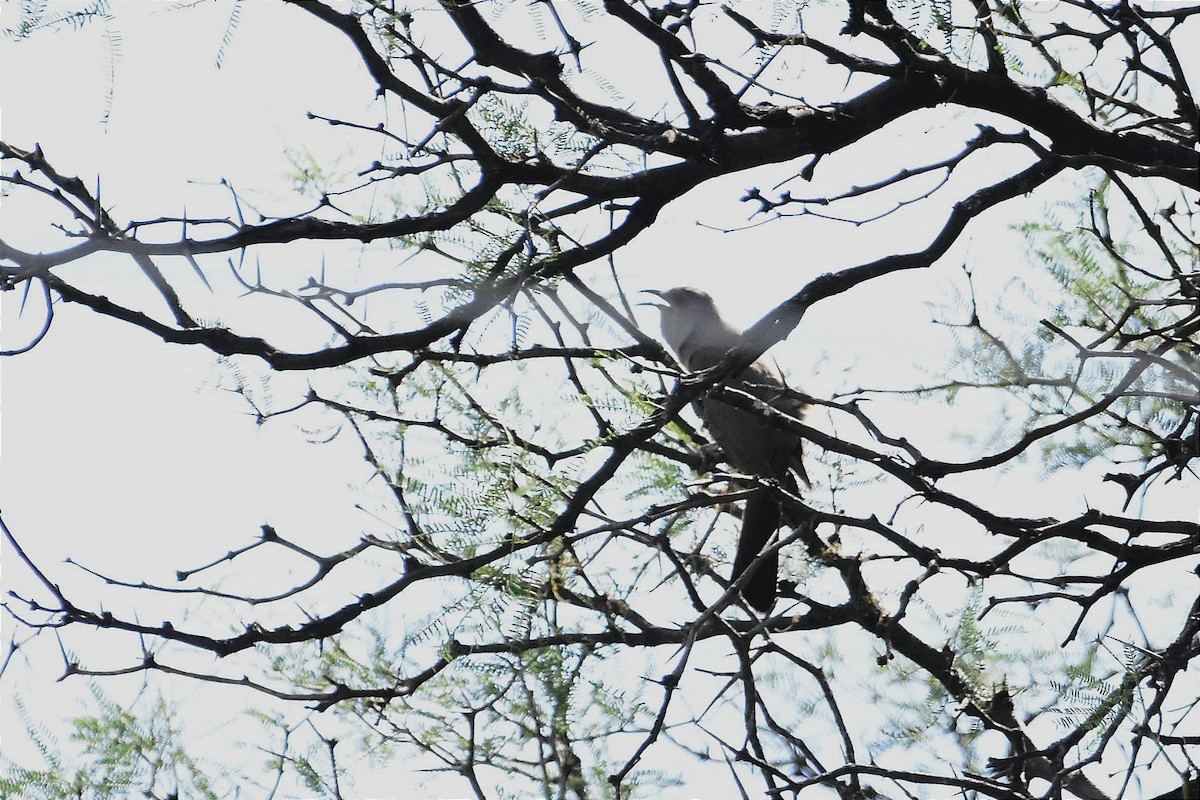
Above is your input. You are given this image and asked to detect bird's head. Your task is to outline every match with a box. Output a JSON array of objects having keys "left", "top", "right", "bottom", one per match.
[
  {"left": 639, "top": 286, "right": 717, "bottom": 312},
  {"left": 638, "top": 287, "right": 728, "bottom": 361}
]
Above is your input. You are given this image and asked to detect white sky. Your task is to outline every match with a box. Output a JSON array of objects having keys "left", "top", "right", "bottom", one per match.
[
  {"left": 1, "top": 1, "right": 1196, "bottom": 798},
  {"left": 0, "top": 4, "right": 415, "bottom": 795}
]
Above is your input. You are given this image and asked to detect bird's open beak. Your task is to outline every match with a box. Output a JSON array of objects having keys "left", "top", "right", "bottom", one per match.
[{"left": 636, "top": 289, "right": 667, "bottom": 308}]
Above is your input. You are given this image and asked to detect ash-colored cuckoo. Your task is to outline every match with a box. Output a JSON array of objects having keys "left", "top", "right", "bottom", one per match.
[{"left": 642, "top": 287, "right": 808, "bottom": 613}]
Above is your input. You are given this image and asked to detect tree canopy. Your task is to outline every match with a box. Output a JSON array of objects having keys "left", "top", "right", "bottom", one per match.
[{"left": 1, "top": 1, "right": 1197, "bottom": 798}]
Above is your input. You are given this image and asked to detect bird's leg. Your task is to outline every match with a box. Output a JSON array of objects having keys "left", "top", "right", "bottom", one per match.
[{"left": 696, "top": 442, "right": 725, "bottom": 472}]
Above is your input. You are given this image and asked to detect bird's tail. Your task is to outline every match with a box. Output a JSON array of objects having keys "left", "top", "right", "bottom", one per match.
[{"left": 731, "top": 492, "right": 780, "bottom": 613}]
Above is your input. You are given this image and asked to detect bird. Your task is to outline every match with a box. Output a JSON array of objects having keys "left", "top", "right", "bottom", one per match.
[{"left": 641, "top": 287, "right": 808, "bottom": 612}]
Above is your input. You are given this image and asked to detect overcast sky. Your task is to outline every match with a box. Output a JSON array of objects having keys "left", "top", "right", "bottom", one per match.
[{"left": 2, "top": 2, "right": 1196, "bottom": 797}]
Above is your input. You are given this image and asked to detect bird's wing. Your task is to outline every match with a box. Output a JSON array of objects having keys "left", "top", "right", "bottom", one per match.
[
  {"left": 738, "top": 360, "right": 810, "bottom": 485},
  {"left": 675, "top": 345, "right": 810, "bottom": 485}
]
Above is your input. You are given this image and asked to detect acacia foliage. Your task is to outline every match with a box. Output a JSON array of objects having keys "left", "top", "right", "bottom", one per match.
[{"left": 1, "top": 1, "right": 1198, "bottom": 798}]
